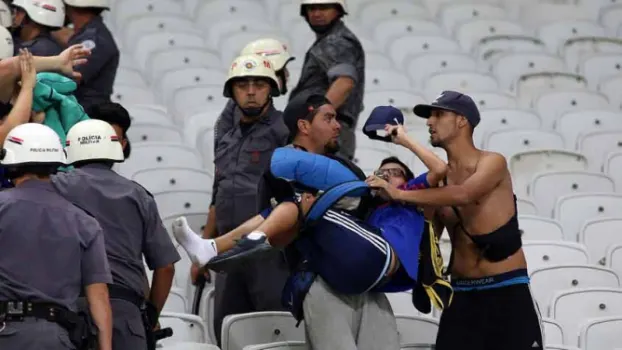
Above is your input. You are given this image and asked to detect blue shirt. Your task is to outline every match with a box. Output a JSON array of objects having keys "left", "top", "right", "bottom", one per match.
[{"left": 368, "top": 172, "right": 430, "bottom": 292}]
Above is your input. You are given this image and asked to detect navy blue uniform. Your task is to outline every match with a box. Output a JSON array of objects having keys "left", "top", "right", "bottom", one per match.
[
  {"left": 13, "top": 32, "right": 63, "bottom": 56},
  {"left": 68, "top": 16, "right": 119, "bottom": 110}
]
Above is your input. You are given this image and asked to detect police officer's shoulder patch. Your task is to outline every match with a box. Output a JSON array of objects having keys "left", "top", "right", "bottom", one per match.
[{"left": 80, "top": 39, "right": 96, "bottom": 50}]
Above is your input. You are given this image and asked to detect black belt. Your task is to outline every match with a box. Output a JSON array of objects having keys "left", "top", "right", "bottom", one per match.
[
  {"left": 0, "top": 301, "right": 77, "bottom": 324},
  {"left": 106, "top": 284, "right": 146, "bottom": 309}
]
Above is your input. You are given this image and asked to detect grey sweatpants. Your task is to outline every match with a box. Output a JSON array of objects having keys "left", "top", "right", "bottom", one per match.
[{"left": 303, "top": 276, "right": 400, "bottom": 350}]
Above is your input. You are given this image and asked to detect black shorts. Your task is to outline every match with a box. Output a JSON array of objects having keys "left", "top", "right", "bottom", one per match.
[{"left": 436, "top": 273, "right": 544, "bottom": 350}]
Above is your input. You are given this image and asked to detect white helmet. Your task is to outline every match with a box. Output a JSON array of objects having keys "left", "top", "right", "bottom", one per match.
[
  {"left": 1, "top": 123, "right": 66, "bottom": 166},
  {"left": 223, "top": 54, "right": 281, "bottom": 98},
  {"left": 0, "top": 1, "right": 11, "bottom": 28},
  {"left": 0, "top": 25, "right": 13, "bottom": 59},
  {"left": 65, "top": 119, "right": 124, "bottom": 164},
  {"left": 63, "top": 0, "right": 109, "bottom": 9},
  {"left": 12, "top": 0, "right": 65, "bottom": 28},
  {"left": 300, "top": 0, "right": 347, "bottom": 16},
  {"left": 240, "top": 38, "right": 294, "bottom": 72}
]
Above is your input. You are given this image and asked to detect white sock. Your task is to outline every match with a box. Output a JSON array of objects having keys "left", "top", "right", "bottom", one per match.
[{"left": 172, "top": 217, "right": 218, "bottom": 266}]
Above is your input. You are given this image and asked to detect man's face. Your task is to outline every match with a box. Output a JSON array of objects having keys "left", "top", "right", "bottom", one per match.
[
  {"left": 110, "top": 123, "right": 128, "bottom": 151},
  {"left": 232, "top": 77, "right": 271, "bottom": 111},
  {"left": 305, "top": 4, "right": 340, "bottom": 27},
  {"left": 303, "top": 104, "right": 341, "bottom": 154},
  {"left": 426, "top": 109, "right": 465, "bottom": 148},
  {"left": 377, "top": 163, "right": 408, "bottom": 188}
]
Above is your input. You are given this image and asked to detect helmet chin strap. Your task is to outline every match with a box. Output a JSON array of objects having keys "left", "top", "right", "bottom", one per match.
[
  {"left": 305, "top": 16, "right": 340, "bottom": 35},
  {"left": 276, "top": 70, "right": 288, "bottom": 95},
  {"left": 237, "top": 98, "right": 272, "bottom": 119}
]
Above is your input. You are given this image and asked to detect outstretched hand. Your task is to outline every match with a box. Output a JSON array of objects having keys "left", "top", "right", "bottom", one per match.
[
  {"left": 366, "top": 175, "right": 400, "bottom": 201},
  {"left": 57, "top": 44, "right": 91, "bottom": 80}
]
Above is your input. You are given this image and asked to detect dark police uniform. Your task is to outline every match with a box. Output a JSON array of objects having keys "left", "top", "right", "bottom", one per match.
[
  {"left": 13, "top": 32, "right": 63, "bottom": 56},
  {"left": 211, "top": 104, "right": 290, "bottom": 345},
  {"left": 288, "top": 20, "right": 365, "bottom": 161},
  {"left": 0, "top": 101, "right": 14, "bottom": 189},
  {"left": 51, "top": 164, "right": 180, "bottom": 350},
  {"left": 0, "top": 179, "right": 111, "bottom": 350},
  {"left": 67, "top": 16, "right": 119, "bottom": 111}
]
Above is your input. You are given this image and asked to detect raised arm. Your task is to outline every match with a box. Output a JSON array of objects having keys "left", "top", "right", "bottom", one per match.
[
  {"left": 386, "top": 124, "right": 447, "bottom": 186},
  {"left": 0, "top": 50, "right": 37, "bottom": 144},
  {"left": 368, "top": 152, "right": 507, "bottom": 207}
]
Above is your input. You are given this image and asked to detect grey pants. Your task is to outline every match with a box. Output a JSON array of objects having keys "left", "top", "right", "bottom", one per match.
[
  {"left": 0, "top": 318, "right": 75, "bottom": 349},
  {"left": 303, "top": 276, "right": 400, "bottom": 350},
  {"left": 213, "top": 250, "right": 290, "bottom": 346},
  {"left": 337, "top": 119, "right": 356, "bottom": 161},
  {"left": 78, "top": 297, "right": 147, "bottom": 350},
  {"left": 110, "top": 299, "right": 147, "bottom": 350}
]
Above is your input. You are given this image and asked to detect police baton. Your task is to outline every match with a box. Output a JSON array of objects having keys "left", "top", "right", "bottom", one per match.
[{"left": 154, "top": 327, "right": 173, "bottom": 341}]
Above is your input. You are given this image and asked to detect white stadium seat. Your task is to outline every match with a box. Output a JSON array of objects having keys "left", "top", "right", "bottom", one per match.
[
  {"left": 474, "top": 109, "right": 541, "bottom": 148},
  {"left": 580, "top": 218, "right": 622, "bottom": 265},
  {"left": 554, "top": 193, "right": 622, "bottom": 242},
  {"left": 579, "top": 316, "right": 622, "bottom": 350},
  {"left": 221, "top": 312, "right": 305, "bottom": 350},
  {"left": 395, "top": 315, "right": 439, "bottom": 345},
  {"left": 537, "top": 20, "right": 606, "bottom": 54},
  {"left": 373, "top": 19, "right": 442, "bottom": 50},
  {"left": 522, "top": 241, "right": 589, "bottom": 272},
  {"left": 406, "top": 53, "right": 477, "bottom": 89},
  {"left": 529, "top": 264, "right": 620, "bottom": 313},
  {"left": 132, "top": 167, "right": 213, "bottom": 193},
  {"left": 604, "top": 151, "right": 622, "bottom": 190},
  {"left": 454, "top": 19, "right": 524, "bottom": 52},
  {"left": 542, "top": 318, "right": 565, "bottom": 346},
  {"left": 576, "top": 130, "right": 622, "bottom": 171},
  {"left": 529, "top": 171, "right": 615, "bottom": 217},
  {"left": 439, "top": 3, "right": 507, "bottom": 35},
  {"left": 518, "top": 216, "right": 564, "bottom": 241},
  {"left": 555, "top": 110, "right": 622, "bottom": 146},
  {"left": 534, "top": 90, "right": 611, "bottom": 129},
  {"left": 492, "top": 52, "right": 567, "bottom": 92},
  {"left": 484, "top": 129, "right": 565, "bottom": 161},
  {"left": 423, "top": 72, "right": 498, "bottom": 100},
  {"left": 159, "top": 312, "right": 210, "bottom": 345},
  {"left": 388, "top": 35, "right": 460, "bottom": 69},
  {"left": 549, "top": 288, "right": 622, "bottom": 344}
]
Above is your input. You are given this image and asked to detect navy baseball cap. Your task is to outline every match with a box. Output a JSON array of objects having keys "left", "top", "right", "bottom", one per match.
[
  {"left": 413, "top": 91, "right": 480, "bottom": 128},
  {"left": 363, "top": 106, "right": 404, "bottom": 142},
  {"left": 283, "top": 94, "right": 332, "bottom": 142}
]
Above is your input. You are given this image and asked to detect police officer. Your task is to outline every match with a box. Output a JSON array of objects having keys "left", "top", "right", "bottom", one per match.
[
  {"left": 51, "top": 118, "right": 180, "bottom": 350},
  {"left": 10, "top": 0, "right": 65, "bottom": 56},
  {"left": 289, "top": 0, "right": 365, "bottom": 161},
  {"left": 197, "top": 54, "right": 290, "bottom": 346},
  {"left": 61, "top": 0, "right": 118, "bottom": 110},
  {"left": 213, "top": 38, "right": 295, "bottom": 149},
  {"left": 86, "top": 102, "right": 132, "bottom": 160},
  {"left": 0, "top": 123, "right": 113, "bottom": 350}
]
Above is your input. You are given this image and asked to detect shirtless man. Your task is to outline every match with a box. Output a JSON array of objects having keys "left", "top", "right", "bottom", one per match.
[{"left": 366, "top": 91, "right": 544, "bottom": 350}]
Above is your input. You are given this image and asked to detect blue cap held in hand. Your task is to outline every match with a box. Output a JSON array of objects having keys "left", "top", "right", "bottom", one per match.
[{"left": 363, "top": 105, "right": 404, "bottom": 142}]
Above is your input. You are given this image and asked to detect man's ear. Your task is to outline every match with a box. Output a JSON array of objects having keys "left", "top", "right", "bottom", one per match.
[{"left": 297, "top": 119, "right": 310, "bottom": 135}]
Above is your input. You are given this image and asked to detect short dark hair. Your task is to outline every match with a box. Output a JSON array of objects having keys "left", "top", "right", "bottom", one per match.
[
  {"left": 86, "top": 102, "right": 132, "bottom": 159},
  {"left": 379, "top": 156, "right": 415, "bottom": 180}
]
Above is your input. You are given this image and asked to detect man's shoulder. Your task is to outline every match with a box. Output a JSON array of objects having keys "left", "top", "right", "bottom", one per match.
[{"left": 327, "top": 154, "right": 366, "bottom": 180}]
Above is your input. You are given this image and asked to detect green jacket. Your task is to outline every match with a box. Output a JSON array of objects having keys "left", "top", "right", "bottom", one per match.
[{"left": 32, "top": 72, "right": 90, "bottom": 146}]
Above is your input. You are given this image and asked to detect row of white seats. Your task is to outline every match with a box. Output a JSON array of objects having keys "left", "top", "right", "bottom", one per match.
[{"left": 156, "top": 306, "right": 622, "bottom": 350}]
